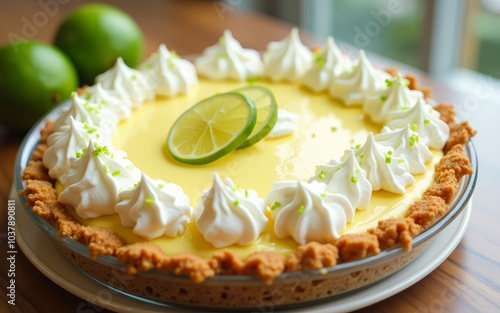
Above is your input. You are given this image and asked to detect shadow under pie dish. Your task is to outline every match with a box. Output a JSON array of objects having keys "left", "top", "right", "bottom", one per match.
[{"left": 16, "top": 30, "right": 477, "bottom": 309}]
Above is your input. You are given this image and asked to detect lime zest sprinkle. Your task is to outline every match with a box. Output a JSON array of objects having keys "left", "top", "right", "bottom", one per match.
[
  {"left": 313, "top": 49, "right": 326, "bottom": 68},
  {"left": 398, "top": 159, "right": 405, "bottom": 163},
  {"left": 232, "top": 185, "right": 241, "bottom": 192},
  {"left": 270, "top": 202, "right": 281, "bottom": 211},
  {"left": 246, "top": 76, "right": 260, "bottom": 85},
  {"left": 145, "top": 197, "right": 154, "bottom": 204},
  {"left": 388, "top": 151, "right": 393, "bottom": 156},
  {"left": 356, "top": 168, "right": 360, "bottom": 173},
  {"left": 424, "top": 119, "right": 430, "bottom": 124},
  {"left": 233, "top": 199, "right": 240, "bottom": 206},
  {"left": 385, "top": 156, "right": 392, "bottom": 164},
  {"left": 380, "top": 96, "right": 387, "bottom": 102},
  {"left": 312, "top": 133, "right": 316, "bottom": 138},
  {"left": 359, "top": 160, "right": 364, "bottom": 166},
  {"left": 131, "top": 74, "right": 137, "bottom": 80},
  {"left": 351, "top": 176, "right": 358, "bottom": 183},
  {"left": 355, "top": 144, "right": 361, "bottom": 149},
  {"left": 410, "top": 123, "right": 418, "bottom": 131},
  {"left": 134, "top": 181, "right": 140, "bottom": 187},
  {"left": 404, "top": 79, "right": 410, "bottom": 87},
  {"left": 318, "top": 171, "right": 326, "bottom": 179},
  {"left": 320, "top": 193, "right": 326, "bottom": 198},
  {"left": 104, "top": 164, "right": 109, "bottom": 173},
  {"left": 126, "top": 165, "right": 133, "bottom": 170},
  {"left": 158, "top": 183, "right": 164, "bottom": 188},
  {"left": 75, "top": 147, "right": 87, "bottom": 159},
  {"left": 410, "top": 133, "right": 419, "bottom": 147},
  {"left": 83, "top": 101, "right": 100, "bottom": 114},
  {"left": 245, "top": 190, "right": 249, "bottom": 198},
  {"left": 401, "top": 106, "right": 409, "bottom": 110},
  {"left": 336, "top": 167, "right": 341, "bottom": 172},
  {"left": 385, "top": 78, "right": 395, "bottom": 87},
  {"left": 112, "top": 170, "right": 121, "bottom": 176},
  {"left": 92, "top": 142, "right": 110, "bottom": 157},
  {"left": 360, "top": 154, "right": 365, "bottom": 159},
  {"left": 331, "top": 126, "right": 337, "bottom": 132},
  {"left": 297, "top": 204, "right": 305, "bottom": 215}
]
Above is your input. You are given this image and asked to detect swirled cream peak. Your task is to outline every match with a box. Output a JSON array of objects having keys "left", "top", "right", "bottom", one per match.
[
  {"left": 43, "top": 116, "right": 111, "bottom": 180},
  {"left": 263, "top": 27, "right": 313, "bottom": 82},
  {"left": 375, "top": 124, "right": 433, "bottom": 175},
  {"left": 385, "top": 97, "right": 450, "bottom": 149},
  {"left": 309, "top": 150, "right": 372, "bottom": 210},
  {"left": 346, "top": 132, "right": 415, "bottom": 194},
  {"left": 140, "top": 44, "right": 198, "bottom": 96},
  {"left": 265, "top": 180, "right": 354, "bottom": 245},
  {"left": 329, "top": 50, "right": 391, "bottom": 105},
  {"left": 268, "top": 109, "right": 299, "bottom": 138},
  {"left": 193, "top": 172, "right": 268, "bottom": 248},
  {"left": 303, "top": 36, "right": 352, "bottom": 92},
  {"left": 363, "top": 73, "right": 422, "bottom": 123},
  {"left": 54, "top": 92, "right": 119, "bottom": 134},
  {"left": 115, "top": 172, "right": 191, "bottom": 240},
  {"left": 96, "top": 57, "right": 155, "bottom": 108},
  {"left": 81, "top": 83, "right": 132, "bottom": 121},
  {"left": 195, "top": 30, "right": 263, "bottom": 81},
  {"left": 58, "top": 139, "right": 141, "bottom": 219}
]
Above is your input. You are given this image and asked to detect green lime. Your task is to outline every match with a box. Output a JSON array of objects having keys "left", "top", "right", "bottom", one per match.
[
  {"left": 0, "top": 40, "right": 78, "bottom": 132},
  {"left": 54, "top": 3, "right": 144, "bottom": 85},
  {"left": 234, "top": 86, "right": 278, "bottom": 149},
  {"left": 167, "top": 92, "right": 256, "bottom": 165}
]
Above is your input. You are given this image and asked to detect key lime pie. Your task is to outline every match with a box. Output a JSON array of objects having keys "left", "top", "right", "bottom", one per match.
[{"left": 20, "top": 28, "right": 476, "bottom": 307}]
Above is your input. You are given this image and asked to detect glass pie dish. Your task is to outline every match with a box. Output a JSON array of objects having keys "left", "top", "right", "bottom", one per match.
[{"left": 15, "top": 102, "right": 478, "bottom": 310}]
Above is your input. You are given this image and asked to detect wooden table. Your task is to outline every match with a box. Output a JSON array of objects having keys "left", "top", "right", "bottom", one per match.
[{"left": 1, "top": 1, "right": 499, "bottom": 312}]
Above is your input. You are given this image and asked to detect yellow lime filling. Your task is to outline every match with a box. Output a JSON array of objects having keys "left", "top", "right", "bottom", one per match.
[{"left": 64, "top": 79, "right": 443, "bottom": 259}]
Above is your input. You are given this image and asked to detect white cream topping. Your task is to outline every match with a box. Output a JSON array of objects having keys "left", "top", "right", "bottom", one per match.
[
  {"left": 58, "top": 139, "right": 141, "bottom": 219},
  {"left": 385, "top": 97, "right": 450, "bottom": 150},
  {"left": 302, "top": 36, "right": 352, "bottom": 92},
  {"left": 309, "top": 150, "right": 372, "bottom": 210},
  {"left": 140, "top": 44, "right": 198, "bottom": 96},
  {"left": 195, "top": 30, "right": 263, "bottom": 81},
  {"left": 43, "top": 117, "right": 111, "bottom": 180},
  {"left": 96, "top": 57, "right": 155, "bottom": 108},
  {"left": 363, "top": 74, "right": 423, "bottom": 123},
  {"left": 82, "top": 83, "right": 132, "bottom": 121},
  {"left": 115, "top": 172, "right": 191, "bottom": 240},
  {"left": 265, "top": 180, "right": 354, "bottom": 245},
  {"left": 193, "top": 172, "right": 268, "bottom": 248},
  {"left": 346, "top": 133, "right": 415, "bottom": 194},
  {"left": 54, "top": 92, "right": 119, "bottom": 134},
  {"left": 329, "top": 50, "right": 392, "bottom": 105},
  {"left": 267, "top": 109, "right": 299, "bottom": 138},
  {"left": 263, "top": 27, "right": 313, "bottom": 82},
  {"left": 375, "top": 124, "right": 433, "bottom": 175}
]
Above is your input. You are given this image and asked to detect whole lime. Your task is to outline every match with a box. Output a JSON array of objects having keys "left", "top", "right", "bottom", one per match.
[
  {"left": 54, "top": 3, "right": 144, "bottom": 85},
  {"left": 0, "top": 40, "right": 78, "bottom": 132}
]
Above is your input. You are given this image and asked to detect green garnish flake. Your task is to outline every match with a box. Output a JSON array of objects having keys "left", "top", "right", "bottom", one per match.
[
  {"left": 312, "top": 133, "right": 316, "bottom": 138},
  {"left": 404, "top": 79, "right": 410, "bottom": 87},
  {"left": 320, "top": 193, "right": 326, "bottom": 198},
  {"left": 401, "top": 106, "right": 409, "bottom": 110},
  {"left": 351, "top": 176, "right": 358, "bottom": 183},
  {"left": 398, "top": 159, "right": 405, "bottom": 163},
  {"left": 360, "top": 154, "right": 365, "bottom": 159},
  {"left": 75, "top": 147, "right": 87, "bottom": 159},
  {"left": 131, "top": 74, "right": 137, "bottom": 80},
  {"left": 83, "top": 101, "right": 100, "bottom": 114},
  {"left": 356, "top": 168, "right": 360, "bottom": 173},
  {"left": 388, "top": 151, "right": 393, "bottom": 156},
  {"left": 385, "top": 78, "right": 395, "bottom": 87},
  {"left": 331, "top": 126, "right": 337, "bottom": 132},
  {"left": 313, "top": 49, "right": 326, "bottom": 68},
  {"left": 126, "top": 165, "right": 133, "bottom": 170},
  {"left": 246, "top": 76, "right": 260, "bottom": 85},
  {"left": 245, "top": 190, "right": 249, "bottom": 198},
  {"left": 145, "top": 197, "right": 154, "bottom": 204},
  {"left": 355, "top": 144, "right": 361, "bottom": 149},
  {"left": 270, "top": 202, "right": 281, "bottom": 211},
  {"left": 297, "top": 204, "right": 305, "bottom": 215},
  {"left": 318, "top": 171, "right": 326, "bottom": 179},
  {"left": 424, "top": 119, "right": 430, "bottom": 124},
  {"left": 158, "top": 183, "right": 164, "bottom": 188},
  {"left": 380, "top": 96, "right": 387, "bottom": 102},
  {"left": 84, "top": 91, "right": 91, "bottom": 100},
  {"left": 336, "top": 167, "right": 341, "bottom": 172},
  {"left": 134, "top": 181, "right": 140, "bottom": 187},
  {"left": 112, "top": 170, "right": 121, "bottom": 176},
  {"left": 232, "top": 185, "right": 241, "bottom": 192},
  {"left": 93, "top": 142, "right": 110, "bottom": 157},
  {"left": 385, "top": 156, "right": 392, "bottom": 164},
  {"left": 104, "top": 164, "right": 109, "bottom": 173},
  {"left": 359, "top": 160, "right": 363, "bottom": 166},
  {"left": 410, "top": 123, "right": 418, "bottom": 132},
  {"left": 233, "top": 199, "right": 240, "bottom": 206},
  {"left": 410, "top": 133, "right": 419, "bottom": 147}
]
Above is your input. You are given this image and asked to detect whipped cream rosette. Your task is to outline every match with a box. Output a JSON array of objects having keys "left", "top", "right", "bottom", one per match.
[
  {"left": 309, "top": 150, "right": 372, "bottom": 210},
  {"left": 265, "top": 180, "right": 354, "bottom": 245},
  {"left": 268, "top": 109, "right": 299, "bottom": 138},
  {"left": 194, "top": 172, "right": 268, "bottom": 248},
  {"left": 363, "top": 73, "right": 422, "bottom": 123},
  {"left": 58, "top": 139, "right": 141, "bottom": 219},
  {"left": 43, "top": 116, "right": 111, "bottom": 180},
  {"left": 54, "top": 92, "right": 119, "bottom": 134},
  {"left": 115, "top": 172, "right": 192, "bottom": 240},
  {"left": 375, "top": 124, "right": 433, "bottom": 175},
  {"left": 385, "top": 97, "right": 450, "bottom": 150},
  {"left": 195, "top": 30, "right": 263, "bottom": 81},
  {"left": 81, "top": 83, "right": 132, "bottom": 121},
  {"left": 96, "top": 57, "right": 155, "bottom": 108},
  {"left": 329, "top": 50, "right": 391, "bottom": 105},
  {"left": 302, "top": 36, "right": 352, "bottom": 92},
  {"left": 346, "top": 132, "right": 415, "bottom": 194},
  {"left": 263, "top": 27, "right": 313, "bottom": 82},
  {"left": 140, "top": 44, "right": 198, "bottom": 96}
]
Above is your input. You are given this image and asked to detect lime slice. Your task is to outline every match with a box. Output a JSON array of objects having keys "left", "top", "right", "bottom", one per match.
[
  {"left": 167, "top": 92, "right": 256, "bottom": 164},
  {"left": 235, "top": 86, "right": 278, "bottom": 149}
]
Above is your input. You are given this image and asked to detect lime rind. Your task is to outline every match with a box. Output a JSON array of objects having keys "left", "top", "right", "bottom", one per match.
[
  {"left": 167, "top": 92, "right": 256, "bottom": 164},
  {"left": 235, "top": 86, "right": 278, "bottom": 149}
]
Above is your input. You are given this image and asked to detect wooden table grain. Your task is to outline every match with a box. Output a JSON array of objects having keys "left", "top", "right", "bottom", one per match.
[{"left": 1, "top": 1, "right": 499, "bottom": 312}]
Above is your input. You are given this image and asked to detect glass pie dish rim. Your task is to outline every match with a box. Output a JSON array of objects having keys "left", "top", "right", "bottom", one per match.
[{"left": 14, "top": 100, "right": 478, "bottom": 286}]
